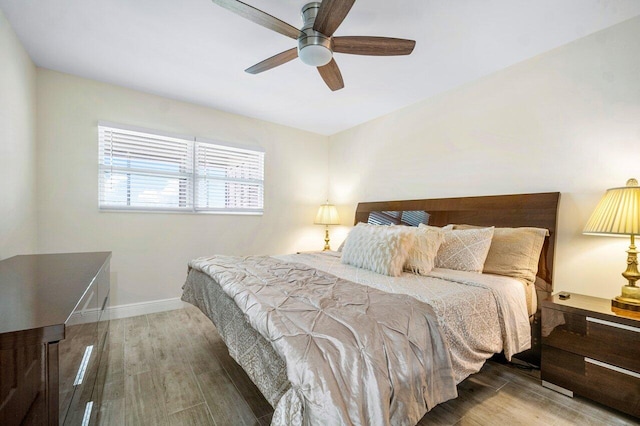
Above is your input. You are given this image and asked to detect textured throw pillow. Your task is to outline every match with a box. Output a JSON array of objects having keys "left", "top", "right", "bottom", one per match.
[
  {"left": 404, "top": 226, "right": 445, "bottom": 275},
  {"left": 451, "top": 224, "right": 548, "bottom": 285},
  {"left": 341, "top": 223, "right": 415, "bottom": 277},
  {"left": 435, "top": 227, "right": 495, "bottom": 273}
]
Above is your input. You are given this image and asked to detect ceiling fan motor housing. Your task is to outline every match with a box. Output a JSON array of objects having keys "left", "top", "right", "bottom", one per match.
[{"left": 298, "top": 2, "right": 333, "bottom": 66}]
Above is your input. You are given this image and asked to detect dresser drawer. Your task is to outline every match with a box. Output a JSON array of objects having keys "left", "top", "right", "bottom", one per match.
[
  {"left": 542, "top": 345, "right": 640, "bottom": 417},
  {"left": 542, "top": 307, "right": 640, "bottom": 374}
]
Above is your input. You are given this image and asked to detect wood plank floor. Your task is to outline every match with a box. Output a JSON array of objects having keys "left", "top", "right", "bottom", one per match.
[{"left": 96, "top": 306, "right": 639, "bottom": 425}]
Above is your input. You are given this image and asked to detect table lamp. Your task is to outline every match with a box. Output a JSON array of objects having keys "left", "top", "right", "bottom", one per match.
[
  {"left": 583, "top": 178, "right": 640, "bottom": 312},
  {"left": 314, "top": 202, "right": 340, "bottom": 251}
]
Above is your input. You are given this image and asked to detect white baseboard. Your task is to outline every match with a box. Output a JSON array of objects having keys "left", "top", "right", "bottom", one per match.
[
  {"left": 108, "top": 297, "right": 185, "bottom": 320},
  {"left": 67, "top": 297, "right": 185, "bottom": 324}
]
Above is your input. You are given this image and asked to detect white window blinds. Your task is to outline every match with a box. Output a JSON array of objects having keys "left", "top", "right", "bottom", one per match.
[
  {"left": 195, "top": 139, "right": 265, "bottom": 213},
  {"left": 98, "top": 123, "right": 264, "bottom": 214},
  {"left": 98, "top": 126, "right": 194, "bottom": 211}
]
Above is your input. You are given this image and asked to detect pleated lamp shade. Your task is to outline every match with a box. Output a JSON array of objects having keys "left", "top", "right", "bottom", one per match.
[
  {"left": 584, "top": 179, "right": 640, "bottom": 236},
  {"left": 314, "top": 203, "right": 340, "bottom": 225}
]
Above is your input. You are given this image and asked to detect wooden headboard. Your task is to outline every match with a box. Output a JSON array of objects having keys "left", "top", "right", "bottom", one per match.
[{"left": 355, "top": 192, "right": 561, "bottom": 293}]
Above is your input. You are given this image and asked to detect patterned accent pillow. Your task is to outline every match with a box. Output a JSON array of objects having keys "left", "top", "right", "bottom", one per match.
[
  {"left": 451, "top": 224, "right": 548, "bottom": 285},
  {"left": 341, "top": 223, "right": 415, "bottom": 277},
  {"left": 435, "top": 227, "right": 495, "bottom": 273},
  {"left": 404, "top": 226, "right": 445, "bottom": 275}
]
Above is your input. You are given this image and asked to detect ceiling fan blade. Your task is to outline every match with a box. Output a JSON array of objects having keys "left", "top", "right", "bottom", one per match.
[
  {"left": 313, "top": 0, "right": 355, "bottom": 37},
  {"left": 211, "top": 0, "right": 300, "bottom": 39},
  {"left": 333, "top": 36, "right": 416, "bottom": 56},
  {"left": 317, "top": 59, "right": 344, "bottom": 91},
  {"left": 245, "top": 48, "right": 298, "bottom": 74}
]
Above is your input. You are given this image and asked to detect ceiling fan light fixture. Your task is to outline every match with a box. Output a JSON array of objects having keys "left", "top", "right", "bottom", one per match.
[
  {"left": 299, "top": 43, "right": 332, "bottom": 67},
  {"left": 297, "top": 1, "right": 332, "bottom": 67},
  {"left": 211, "top": 0, "right": 416, "bottom": 90}
]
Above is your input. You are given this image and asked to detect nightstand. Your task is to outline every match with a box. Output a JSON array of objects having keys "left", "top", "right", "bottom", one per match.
[{"left": 541, "top": 293, "right": 640, "bottom": 418}]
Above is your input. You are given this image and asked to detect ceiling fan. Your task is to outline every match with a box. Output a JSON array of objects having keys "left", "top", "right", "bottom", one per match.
[{"left": 210, "top": 0, "right": 416, "bottom": 91}]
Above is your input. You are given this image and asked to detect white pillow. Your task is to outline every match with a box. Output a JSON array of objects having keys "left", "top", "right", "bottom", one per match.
[
  {"left": 341, "top": 223, "right": 415, "bottom": 277},
  {"left": 434, "top": 227, "right": 495, "bottom": 273},
  {"left": 403, "top": 226, "right": 444, "bottom": 275}
]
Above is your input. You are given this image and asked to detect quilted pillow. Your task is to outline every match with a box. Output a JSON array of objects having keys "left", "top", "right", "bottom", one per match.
[
  {"left": 434, "top": 227, "right": 495, "bottom": 273},
  {"left": 451, "top": 224, "right": 548, "bottom": 285},
  {"left": 403, "top": 226, "right": 445, "bottom": 275},
  {"left": 341, "top": 223, "right": 415, "bottom": 277}
]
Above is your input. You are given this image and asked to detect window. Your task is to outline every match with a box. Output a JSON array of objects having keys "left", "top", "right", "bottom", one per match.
[{"left": 98, "top": 123, "right": 264, "bottom": 214}]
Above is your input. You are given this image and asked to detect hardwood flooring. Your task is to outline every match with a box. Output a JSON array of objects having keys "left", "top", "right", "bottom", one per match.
[{"left": 95, "top": 306, "right": 639, "bottom": 425}]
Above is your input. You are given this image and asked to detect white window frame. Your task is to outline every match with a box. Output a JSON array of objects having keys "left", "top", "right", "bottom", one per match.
[{"left": 98, "top": 121, "right": 265, "bottom": 215}]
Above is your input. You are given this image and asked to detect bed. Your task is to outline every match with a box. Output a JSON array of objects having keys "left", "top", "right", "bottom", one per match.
[{"left": 182, "top": 192, "right": 560, "bottom": 425}]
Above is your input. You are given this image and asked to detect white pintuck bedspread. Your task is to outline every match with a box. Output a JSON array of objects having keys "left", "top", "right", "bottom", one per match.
[
  {"left": 184, "top": 251, "right": 531, "bottom": 425},
  {"left": 276, "top": 251, "right": 531, "bottom": 383}
]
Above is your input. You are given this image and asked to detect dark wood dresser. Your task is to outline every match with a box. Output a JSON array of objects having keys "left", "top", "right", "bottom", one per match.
[
  {"left": 0, "top": 252, "right": 111, "bottom": 425},
  {"left": 541, "top": 293, "right": 640, "bottom": 418}
]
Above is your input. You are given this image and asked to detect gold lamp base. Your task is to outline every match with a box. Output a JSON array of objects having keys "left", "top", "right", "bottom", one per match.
[
  {"left": 612, "top": 285, "right": 640, "bottom": 313},
  {"left": 612, "top": 300, "right": 640, "bottom": 320},
  {"left": 612, "top": 235, "right": 640, "bottom": 313},
  {"left": 612, "top": 297, "right": 640, "bottom": 312},
  {"left": 323, "top": 226, "right": 331, "bottom": 251}
]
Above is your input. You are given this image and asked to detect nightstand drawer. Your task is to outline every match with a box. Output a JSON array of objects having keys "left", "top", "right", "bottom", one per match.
[
  {"left": 542, "top": 308, "right": 640, "bottom": 374},
  {"left": 542, "top": 346, "right": 640, "bottom": 417}
]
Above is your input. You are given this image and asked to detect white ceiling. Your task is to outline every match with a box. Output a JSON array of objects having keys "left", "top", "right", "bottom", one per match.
[{"left": 2, "top": 1, "right": 640, "bottom": 135}]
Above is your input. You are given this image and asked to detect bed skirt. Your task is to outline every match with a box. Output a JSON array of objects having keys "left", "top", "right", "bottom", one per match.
[{"left": 182, "top": 268, "right": 291, "bottom": 408}]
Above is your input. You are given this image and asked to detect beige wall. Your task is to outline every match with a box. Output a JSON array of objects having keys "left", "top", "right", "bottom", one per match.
[
  {"left": 329, "top": 17, "right": 640, "bottom": 300},
  {"left": 36, "top": 69, "right": 329, "bottom": 306},
  {"left": 0, "top": 10, "right": 37, "bottom": 259}
]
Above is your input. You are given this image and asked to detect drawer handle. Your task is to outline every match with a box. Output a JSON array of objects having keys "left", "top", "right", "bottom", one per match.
[
  {"left": 586, "top": 316, "right": 640, "bottom": 333},
  {"left": 81, "top": 401, "right": 93, "bottom": 426},
  {"left": 73, "top": 345, "right": 94, "bottom": 386},
  {"left": 585, "top": 357, "right": 640, "bottom": 379}
]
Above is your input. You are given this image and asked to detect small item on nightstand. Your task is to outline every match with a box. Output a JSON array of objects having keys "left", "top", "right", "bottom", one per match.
[{"left": 558, "top": 292, "right": 570, "bottom": 300}]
